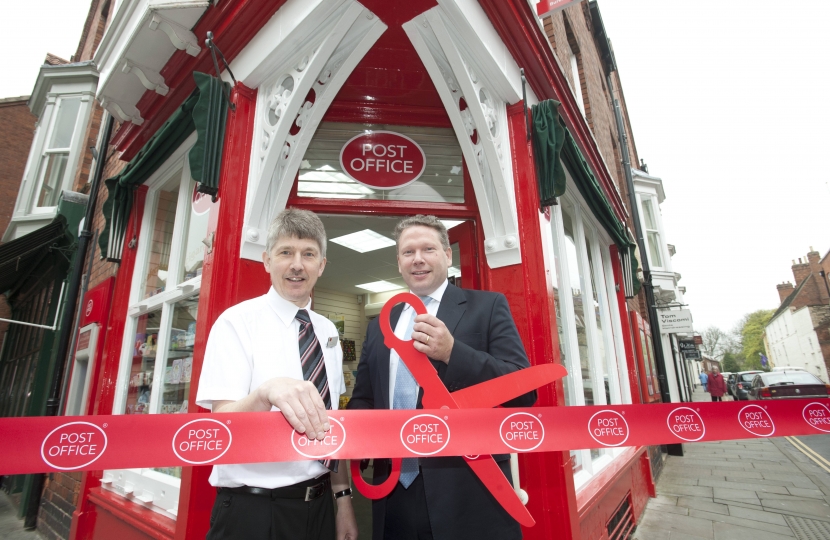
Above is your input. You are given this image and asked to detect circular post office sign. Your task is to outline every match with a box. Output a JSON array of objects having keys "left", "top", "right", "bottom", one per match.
[{"left": 340, "top": 131, "right": 426, "bottom": 190}]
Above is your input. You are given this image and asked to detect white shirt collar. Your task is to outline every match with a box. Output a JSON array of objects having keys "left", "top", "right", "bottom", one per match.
[
  {"left": 266, "top": 286, "right": 311, "bottom": 327},
  {"left": 410, "top": 279, "right": 449, "bottom": 306}
]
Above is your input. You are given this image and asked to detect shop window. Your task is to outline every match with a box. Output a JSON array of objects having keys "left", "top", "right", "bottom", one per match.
[
  {"left": 543, "top": 192, "right": 629, "bottom": 489},
  {"left": 297, "top": 122, "right": 464, "bottom": 203},
  {"left": 103, "top": 144, "right": 215, "bottom": 519},
  {"left": 640, "top": 196, "right": 663, "bottom": 268}
]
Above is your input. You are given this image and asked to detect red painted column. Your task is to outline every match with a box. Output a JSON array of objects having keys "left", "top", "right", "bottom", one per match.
[
  {"left": 176, "top": 83, "right": 266, "bottom": 540},
  {"left": 482, "top": 102, "right": 580, "bottom": 540}
]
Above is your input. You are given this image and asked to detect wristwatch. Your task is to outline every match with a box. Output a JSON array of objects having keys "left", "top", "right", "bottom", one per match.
[{"left": 333, "top": 488, "right": 352, "bottom": 499}]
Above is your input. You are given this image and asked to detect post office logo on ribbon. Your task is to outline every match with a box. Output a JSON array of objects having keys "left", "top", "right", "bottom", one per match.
[
  {"left": 738, "top": 405, "right": 775, "bottom": 437},
  {"left": 588, "top": 410, "right": 629, "bottom": 447},
  {"left": 667, "top": 407, "right": 706, "bottom": 442},
  {"left": 41, "top": 422, "right": 107, "bottom": 470},
  {"left": 500, "top": 412, "right": 545, "bottom": 452},
  {"left": 400, "top": 414, "right": 450, "bottom": 456},
  {"left": 803, "top": 402, "right": 830, "bottom": 433},
  {"left": 173, "top": 419, "right": 233, "bottom": 464},
  {"left": 292, "top": 417, "right": 346, "bottom": 459}
]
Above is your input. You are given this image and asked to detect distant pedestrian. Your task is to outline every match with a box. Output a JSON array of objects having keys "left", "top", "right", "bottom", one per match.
[
  {"left": 698, "top": 371, "right": 708, "bottom": 392},
  {"left": 708, "top": 367, "right": 726, "bottom": 402}
]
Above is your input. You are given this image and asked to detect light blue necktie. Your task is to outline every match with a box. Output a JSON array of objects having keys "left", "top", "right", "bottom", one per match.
[{"left": 393, "top": 296, "right": 432, "bottom": 488}]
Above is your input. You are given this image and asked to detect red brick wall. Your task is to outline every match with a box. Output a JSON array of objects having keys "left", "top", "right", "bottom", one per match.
[
  {"left": 0, "top": 98, "right": 36, "bottom": 238},
  {"left": 37, "top": 472, "right": 83, "bottom": 540}
]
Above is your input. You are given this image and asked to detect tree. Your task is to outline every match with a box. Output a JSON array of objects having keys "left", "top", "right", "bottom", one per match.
[
  {"left": 721, "top": 351, "right": 743, "bottom": 373},
  {"left": 737, "top": 309, "right": 775, "bottom": 371},
  {"left": 699, "top": 326, "right": 729, "bottom": 360}
]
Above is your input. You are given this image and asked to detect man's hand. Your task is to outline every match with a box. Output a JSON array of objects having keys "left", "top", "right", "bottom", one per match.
[
  {"left": 412, "top": 314, "right": 454, "bottom": 364},
  {"left": 336, "top": 496, "right": 358, "bottom": 540},
  {"left": 257, "top": 377, "right": 330, "bottom": 439}
]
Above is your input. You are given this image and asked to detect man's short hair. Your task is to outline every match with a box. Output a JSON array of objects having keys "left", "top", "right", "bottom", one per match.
[
  {"left": 265, "top": 208, "right": 327, "bottom": 257},
  {"left": 393, "top": 215, "right": 450, "bottom": 251}
]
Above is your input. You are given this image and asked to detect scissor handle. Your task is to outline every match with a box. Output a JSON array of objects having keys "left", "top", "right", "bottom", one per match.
[
  {"left": 379, "top": 292, "right": 458, "bottom": 411},
  {"left": 350, "top": 458, "right": 402, "bottom": 499},
  {"left": 379, "top": 292, "right": 427, "bottom": 352}
]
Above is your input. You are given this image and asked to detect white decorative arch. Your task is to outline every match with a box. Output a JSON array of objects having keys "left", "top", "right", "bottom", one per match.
[
  {"left": 403, "top": 3, "right": 523, "bottom": 268},
  {"left": 237, "top": 0, "right": 387, "bottom": 260}
]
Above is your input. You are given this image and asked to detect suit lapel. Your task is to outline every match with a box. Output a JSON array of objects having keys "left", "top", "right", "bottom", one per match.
[
  {"left": 436, "top": 283, "right": 467, "bottom": 335},
  {"left": 380, "top": 303, "right": 405, "bottom": 409}
]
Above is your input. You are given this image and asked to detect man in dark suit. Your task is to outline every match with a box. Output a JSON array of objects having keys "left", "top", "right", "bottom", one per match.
[{"left": 348, "top": 215, "right": 535, "bottom": 540}]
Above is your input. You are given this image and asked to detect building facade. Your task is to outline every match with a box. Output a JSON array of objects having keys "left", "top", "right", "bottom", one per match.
[
  {"left": 765, "top": 249, "right": 830, "bottom": 381},
  {"left": 2, "top": 1, "right": 693, "bottom": 538}
]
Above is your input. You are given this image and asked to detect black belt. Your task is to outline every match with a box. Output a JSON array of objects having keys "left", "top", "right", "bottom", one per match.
[{"left": 218, "top": 474, "right": 330, "bottom": 501}]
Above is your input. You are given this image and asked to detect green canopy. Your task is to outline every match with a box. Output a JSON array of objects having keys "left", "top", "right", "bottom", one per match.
[
  {"left": 530, "top": 100, "right": 566, "bottom": 206},
  {"left": 99, "top": 72, "right": 229, "bottom": 261},
  {"left": 559, "top": 130, "right": 640, "bottom": 295}
]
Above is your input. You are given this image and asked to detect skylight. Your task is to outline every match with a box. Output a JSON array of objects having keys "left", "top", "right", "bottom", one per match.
[{"left": 330, "top": 229, "right": 396, "bottom": 253}]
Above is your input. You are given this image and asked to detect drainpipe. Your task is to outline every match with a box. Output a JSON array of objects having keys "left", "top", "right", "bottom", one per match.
[{"left": 24, "top": 113, "right": 114, "bottom": 529}]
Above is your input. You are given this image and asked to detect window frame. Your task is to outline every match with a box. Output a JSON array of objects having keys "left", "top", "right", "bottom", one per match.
[
  {"left": 545, "top": 183, "right": 631, "bottom": 490},
  {"left": 104, "top": 133, "right": 207, "bottom": 520}
]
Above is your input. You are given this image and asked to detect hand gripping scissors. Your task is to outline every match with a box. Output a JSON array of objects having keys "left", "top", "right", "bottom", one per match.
[{"left": 351, "top": 293, "right": 568, "bottom": 527}]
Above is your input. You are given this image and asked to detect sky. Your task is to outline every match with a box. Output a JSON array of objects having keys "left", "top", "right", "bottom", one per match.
[{"left": 2, "top": 0, "right": 828, "bottom": 333}]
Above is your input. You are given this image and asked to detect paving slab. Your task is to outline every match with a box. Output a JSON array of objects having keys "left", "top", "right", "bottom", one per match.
[
  {"left": 786, "top": 486, "right": 828, "bottom": 499},
  {"left": 726, "top": 504, "right": 789, "bottom": 526},
  {"left": 636, "top": 510, "right": 714, "bottom": 539},
  {"left": 658, "top": 484, "right": 714, "bottom": 498},
  {"left": 712, "top": 521, "right": 790, "bottom": 540},
  {"left": 688, "top": 509, "right": 795, "bottom": 537},
  {"left": 698, "top": 478, "right": 791, "bottom": 494},
  {"left": 676, "top": 497, "right": 728, "bottom": 515},
  {"left": 760, "top": 497, "right": 830, "bottom": 519}
]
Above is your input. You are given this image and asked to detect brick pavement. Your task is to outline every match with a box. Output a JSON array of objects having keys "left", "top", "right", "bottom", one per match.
[{"left": 633, "top": 387, "right": 830, "bottom": 539}]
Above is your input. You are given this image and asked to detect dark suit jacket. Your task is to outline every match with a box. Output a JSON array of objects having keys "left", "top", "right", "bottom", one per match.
[{"left": 348, "top": 284, "right": 535, "bottom": 540}]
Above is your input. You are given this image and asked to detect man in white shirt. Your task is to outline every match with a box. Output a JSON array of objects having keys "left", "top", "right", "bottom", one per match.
[{"left": 196, "top": 208, "right": 357, "bottom": 540}]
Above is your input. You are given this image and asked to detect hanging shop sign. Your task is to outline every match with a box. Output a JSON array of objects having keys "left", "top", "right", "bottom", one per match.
[
  {"left": 685, "top": 351, "right": 701, "bottom": 360},
  {"left": 537, "top": 0, "right": 582, "bottom": 18},
  {"left": 659, "top": 309, "right": 694, "bottom": 333},
  {"left": 678, "top": 339, "right": 697, "bottom": 354},
  {"left": 340, "top": 131, "right": 426, "bottom": 190}
]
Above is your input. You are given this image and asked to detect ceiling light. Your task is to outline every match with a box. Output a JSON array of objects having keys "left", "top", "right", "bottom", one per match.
[
  {"left": 330, "top": 229, "right": 396, "bottom": 253},
  {"left": 441, "top": 220, "right": 464, "bottom": 230},
  {"left": 356, "top": 280, "right": 403, "bottom": 293}
]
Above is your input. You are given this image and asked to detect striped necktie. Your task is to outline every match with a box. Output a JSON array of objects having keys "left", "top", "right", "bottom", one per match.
[
  {"left": 296, "top": 309, "right": 335, "bottom": 471},
  {"left": 393, "top": 296, "right": 432, "bottom": 488}
]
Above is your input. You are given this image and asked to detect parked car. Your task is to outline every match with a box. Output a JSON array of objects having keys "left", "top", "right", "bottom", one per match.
[
  {"left": 772, "top": 366, "right": 807, "bottom": 372},
  {"left": 748, "top": 371, "right": 830, "bottom": 400},
  {"left": 730, "top": 371, "right": 763, "bottom": 400},
  {"left": 725, "top": 373, "right": 737, "bottom": 398}
]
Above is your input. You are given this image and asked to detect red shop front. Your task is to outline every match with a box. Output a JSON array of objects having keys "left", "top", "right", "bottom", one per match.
[{"left": 69, "top": 0, "right": 657, "bottom": 538}]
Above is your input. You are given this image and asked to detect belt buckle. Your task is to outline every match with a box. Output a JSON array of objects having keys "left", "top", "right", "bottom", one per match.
[{"left": 304, "top": 484, "right": 320, "bottom": 502}]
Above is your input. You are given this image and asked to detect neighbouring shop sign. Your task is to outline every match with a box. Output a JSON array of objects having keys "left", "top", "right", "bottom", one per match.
[
  {"left": 537, "top": 0, "right": 582, "bottom": 18},
  {"left": 658, "top": 309, "right": 694, "bottom": 333},
  {"left": 685, "top": 351, "right": 701, "bottom": 360},
  {"left": 340, "top": 131, "right": 426, "bottom": 190}
]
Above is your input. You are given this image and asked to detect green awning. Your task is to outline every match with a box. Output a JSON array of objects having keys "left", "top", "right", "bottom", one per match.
[
  {"left": 530, "top": 100, "right": 566, "bottom": 206},
  {"left": 99, "top": 72, "right": 229, "bottom": 261},
  {"left": 559, "top": 130, "right": 640, "bottom": 295}
]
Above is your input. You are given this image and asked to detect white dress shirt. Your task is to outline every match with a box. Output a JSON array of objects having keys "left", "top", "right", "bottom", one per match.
[
  {"left": 388, "top": 279, "right": 449, "bottom": 406},
  {"left": 195, "top": 287, "right": 345, "bottom": 488}
]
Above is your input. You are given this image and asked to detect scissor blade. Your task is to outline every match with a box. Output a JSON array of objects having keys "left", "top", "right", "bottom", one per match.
[
  {"left": 465, "top": 457, "right": 535, "bottom": 527},
  {"left": 451, "top": 364, "right": 567, "bottom": 409}
]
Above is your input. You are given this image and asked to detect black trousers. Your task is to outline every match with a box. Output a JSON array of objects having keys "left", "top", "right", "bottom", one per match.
[
  {"left": 711, "top": 396, "right": 722, "bottom": 402},
  {"left": 206, "top": 486, "right": 335, "bottom": 540},
  {"left": 383, "top": 473, "right": 434, "bottom": 540}
]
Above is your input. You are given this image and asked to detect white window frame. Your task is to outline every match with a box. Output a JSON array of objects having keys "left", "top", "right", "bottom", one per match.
[
  {"left": 637, "top": 193, "right": 666, "bottom": 270},
  {"left": 545, "top": 184, "right": 632, "bottom": 491},
  {"left": 65, "top": 323, "right": 100, "bottom": 416},
  {"left": 103, "top": 133, "right": 205, "bottom": 520}
]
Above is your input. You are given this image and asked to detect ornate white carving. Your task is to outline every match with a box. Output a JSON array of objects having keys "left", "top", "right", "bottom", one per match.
[
  {"left": 240, "top": 1, "right": 387, "bottom": 260},
  {"left": 121, "top": 59, "right": 169, "bottom": 95},
  {"left": 100, "top": 96, "right": 144, "bottom": 125},
  {"left": 404, "top": 9, "right": 520, "bottom": 268},
  {"left": 149, "top": 13, "right": 200, "bottom": 57}
]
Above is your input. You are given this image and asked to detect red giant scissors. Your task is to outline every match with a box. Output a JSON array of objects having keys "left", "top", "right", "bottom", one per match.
[{"left": 351, "top": 293, "right": 568, "bottom": 527}]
